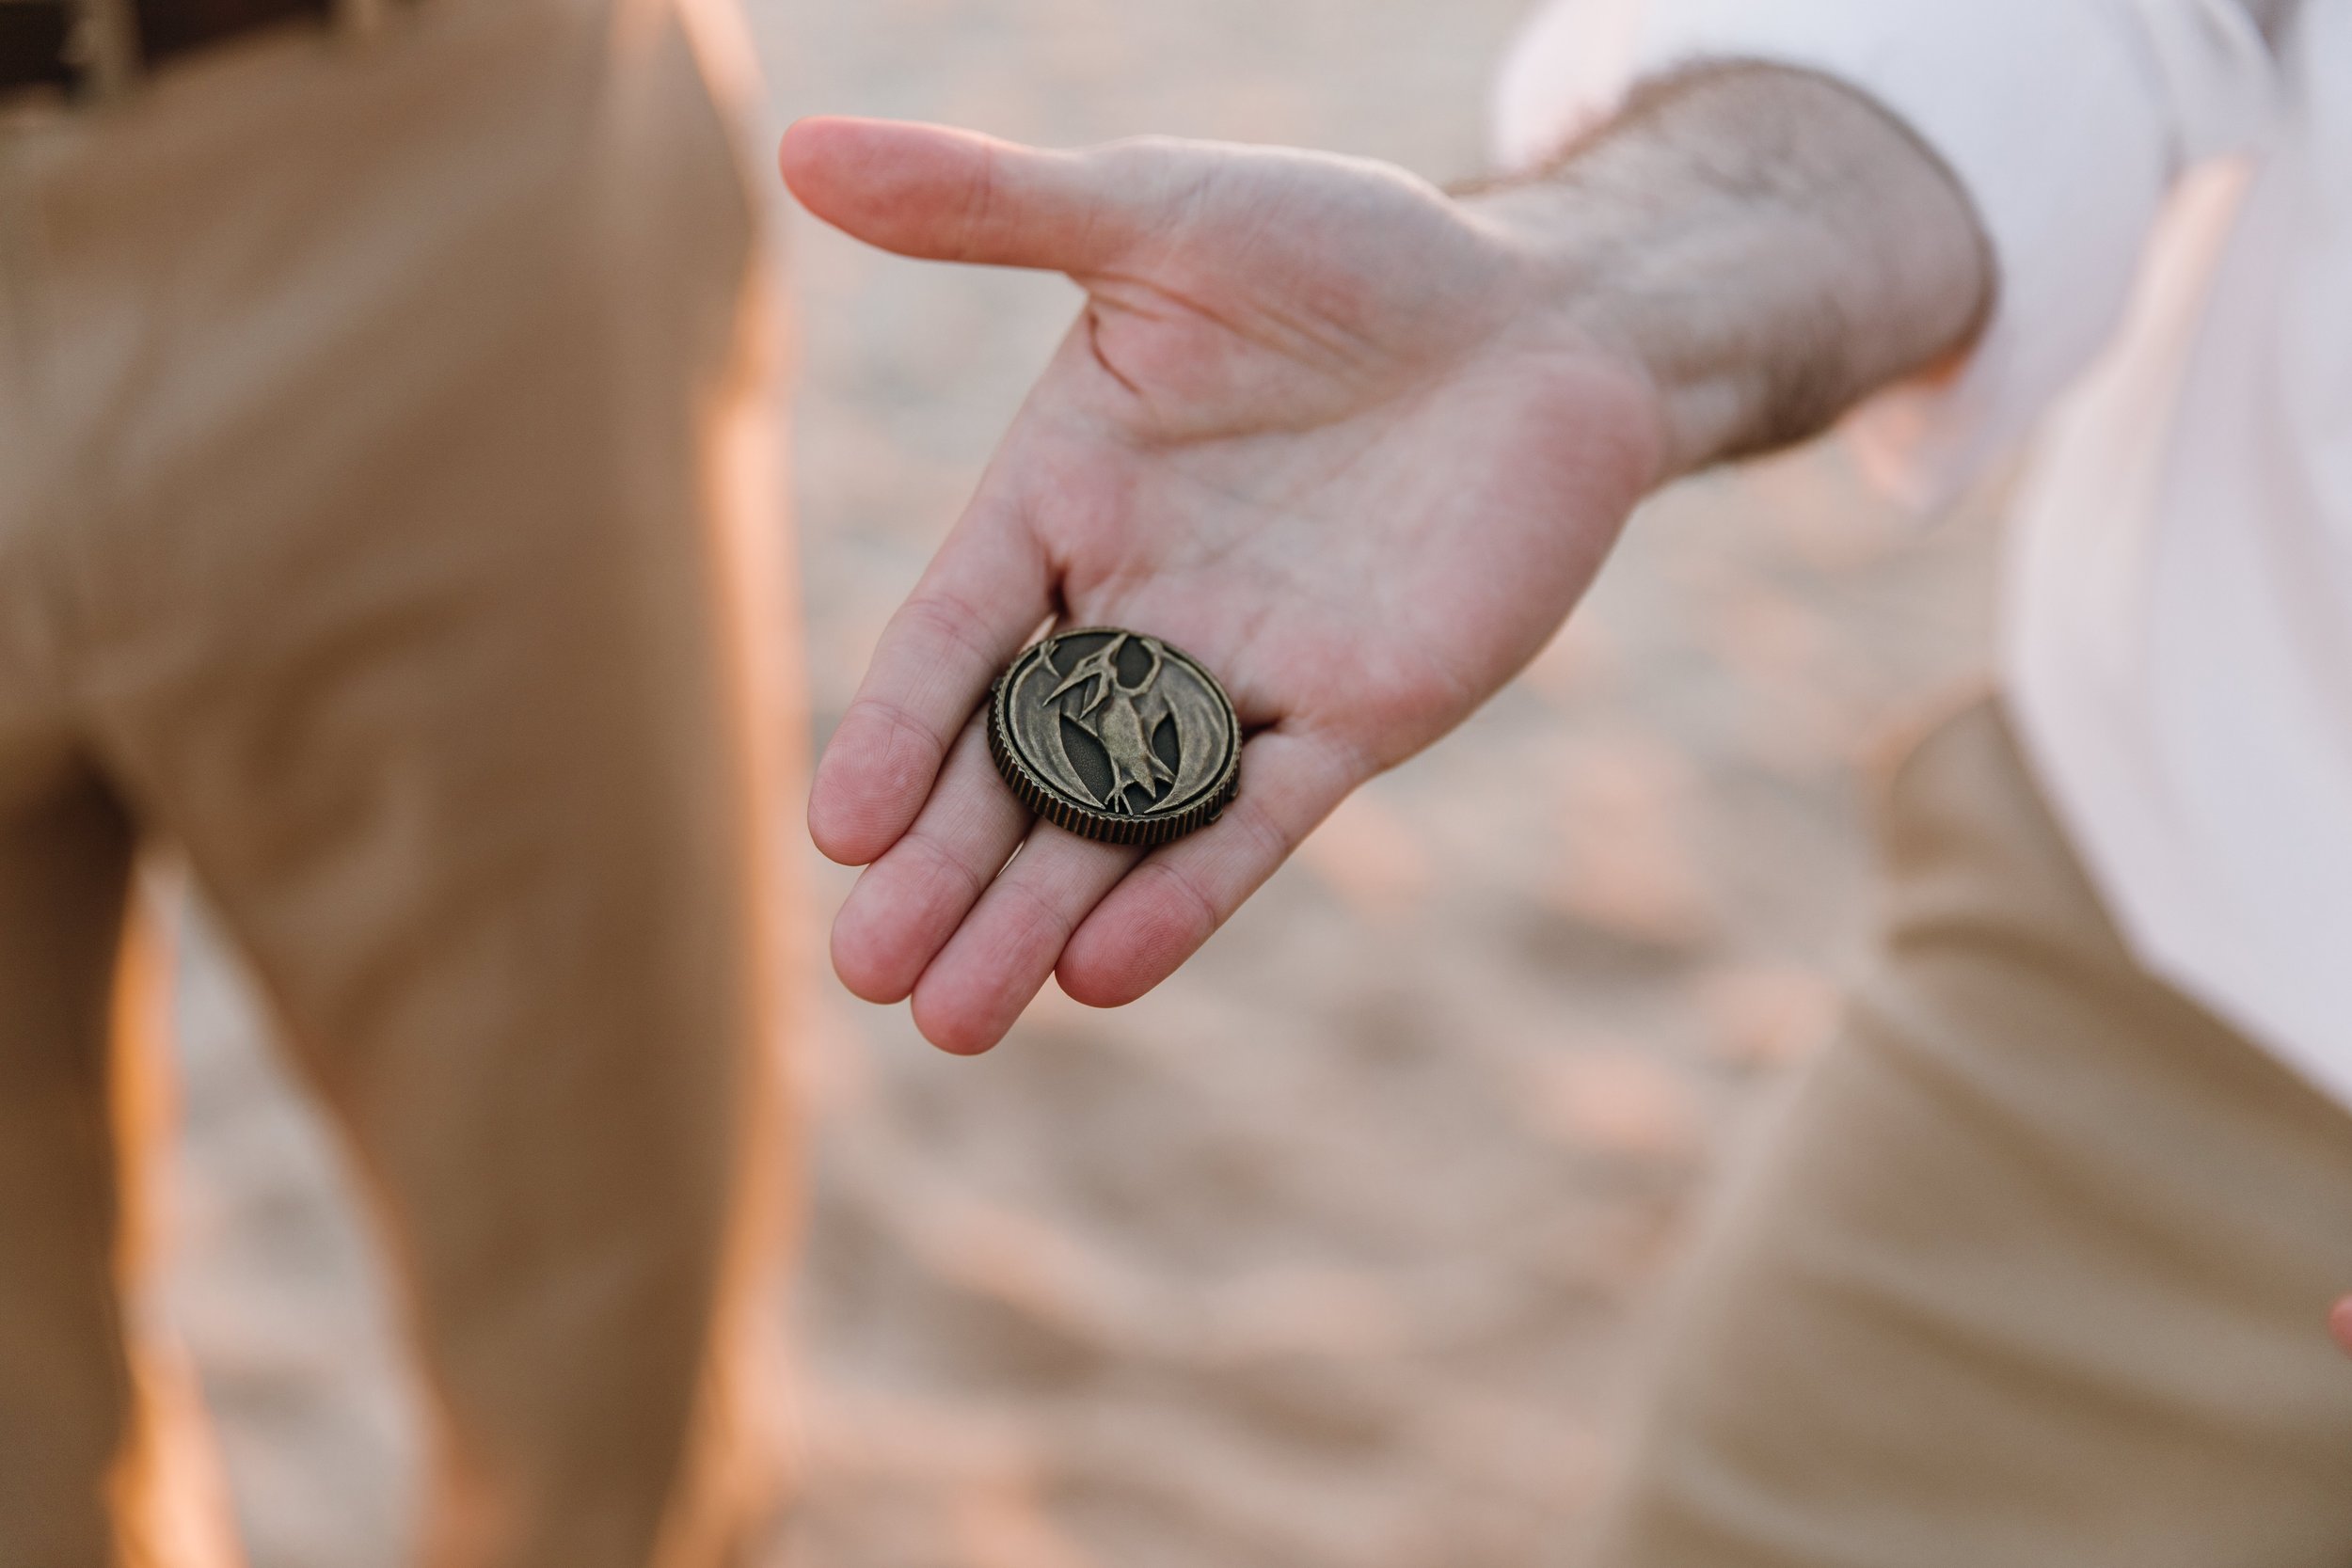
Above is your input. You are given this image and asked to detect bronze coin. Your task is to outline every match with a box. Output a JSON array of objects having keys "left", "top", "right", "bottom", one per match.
[{"left": 989, "top": 627, "right": 1241, "bottom": 847}]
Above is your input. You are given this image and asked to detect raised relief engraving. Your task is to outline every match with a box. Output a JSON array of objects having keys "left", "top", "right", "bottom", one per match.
[{"left": 991, "top": 628, "right": 1241, "bottom": 846}]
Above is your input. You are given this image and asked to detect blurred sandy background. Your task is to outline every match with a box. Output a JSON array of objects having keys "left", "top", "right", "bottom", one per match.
[{"left": 166, "top": 0, "right": 2002, "bottom": 1562}]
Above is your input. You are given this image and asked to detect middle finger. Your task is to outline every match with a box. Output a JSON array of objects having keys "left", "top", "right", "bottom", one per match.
[{"left": 910, "top": 823, "right": 1142, "bottom": 1053}]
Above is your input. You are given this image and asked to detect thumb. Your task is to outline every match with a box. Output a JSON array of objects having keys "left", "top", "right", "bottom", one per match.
[{"left": 779, "top": 117, "right": 1144, "bottom": 275}]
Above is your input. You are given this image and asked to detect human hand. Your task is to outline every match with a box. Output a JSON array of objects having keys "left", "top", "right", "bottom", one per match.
[
  {"left": 782, "top": 118, "right": 1665, "bottom": 1052},
  {"left": 781, "top": 74, "right": 1986, "bottom": 1053},
  {"left": 2332, "top": 1298, "right": 2352, "bottom": 1358}
]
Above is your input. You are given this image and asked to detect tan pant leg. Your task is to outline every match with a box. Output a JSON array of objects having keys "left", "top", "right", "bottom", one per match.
[
  {"left": 22, "top": 1, "right": 797, "bottom": 1561},
  {"left": 0, "top": 768, "right": 139, "bottom": 1566},
  {"left": 3, "top": 151, "right": 242, "bottom": 1568},
  {"left": 1592, "top": 698, "right": 2352, "bottom": 1568}
]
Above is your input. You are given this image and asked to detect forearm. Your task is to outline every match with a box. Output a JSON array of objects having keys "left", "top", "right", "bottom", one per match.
[{"left": 1468, "top": 64, "right": 1994, "bottom": 479}]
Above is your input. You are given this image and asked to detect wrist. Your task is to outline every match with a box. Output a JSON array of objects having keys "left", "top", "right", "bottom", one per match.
[{"left": 1463, "top": 64, "right": 1993, "bottom": 481}]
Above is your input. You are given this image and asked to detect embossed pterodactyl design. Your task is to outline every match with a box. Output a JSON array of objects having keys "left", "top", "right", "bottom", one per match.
[{"left": 1046, "top": 633, "right": 1179, "bottom": 813}]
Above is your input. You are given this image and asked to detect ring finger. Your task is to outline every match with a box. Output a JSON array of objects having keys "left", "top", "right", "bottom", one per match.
[{"left": 909, "top": 823, "right": 1142, "bottom": 1053}]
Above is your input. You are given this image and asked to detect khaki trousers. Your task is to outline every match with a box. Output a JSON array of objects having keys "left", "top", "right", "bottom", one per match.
[
  {"left": 0, "top": 1, "right": 795, "bottom": 1562},
  {"left": 1594, "top": 698, "right": 2352, "bottom": 1566}
]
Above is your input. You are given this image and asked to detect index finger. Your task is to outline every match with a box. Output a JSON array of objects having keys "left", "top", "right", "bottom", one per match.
[{"left": 808, "top": 510, "right": 1053, "bottom": 865}]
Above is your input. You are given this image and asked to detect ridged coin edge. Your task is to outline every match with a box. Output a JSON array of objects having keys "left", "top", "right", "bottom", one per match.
[{"left": 987, "top": 636, "right": 1241, "bottom": 847}]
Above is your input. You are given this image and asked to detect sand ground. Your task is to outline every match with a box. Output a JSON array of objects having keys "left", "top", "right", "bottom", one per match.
[{"left": 167, "top": 1, "right": 2002, "bottom": 1562}]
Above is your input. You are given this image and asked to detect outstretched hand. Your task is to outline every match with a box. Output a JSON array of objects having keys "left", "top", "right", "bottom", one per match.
[{"left": 782, "top": 117, "right": 1666, "bottom": 1053}]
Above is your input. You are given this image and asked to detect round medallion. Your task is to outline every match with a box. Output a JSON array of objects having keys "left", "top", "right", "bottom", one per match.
[{"left": 989, "top": 627, "right": 1241, "bottom": 847}]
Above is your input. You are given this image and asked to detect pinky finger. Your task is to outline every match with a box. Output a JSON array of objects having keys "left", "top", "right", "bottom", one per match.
[{"left": 1055, "top": 727, "right": 1361, "bottom": 1008}]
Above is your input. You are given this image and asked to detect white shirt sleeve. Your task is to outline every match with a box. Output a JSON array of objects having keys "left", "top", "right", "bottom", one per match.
[{"left": 1491, "top": 0, "right": 2282, "bottom": 506}]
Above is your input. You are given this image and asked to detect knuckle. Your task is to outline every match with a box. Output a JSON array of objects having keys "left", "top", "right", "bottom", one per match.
[
  {"left": 893, "top": 591, "right": 995, "bottom": 668},
  {"left": 1138, "top": 858, "right": 1220, "bottom": 941},
  {"left": 993, "top": 872, "right": 1075, "bottom": 954},
  {"left": 1227, "top": 791, "right": 1294, "bottom": 863},
  {"left": 902, "top": 828, "right": 990, "bottom": 912},
  {"left": 850, "top": 694, "right": 947, "bottom": 781},
  {"left": 957, "top": 141, "right": 1001, "bottom": 261}
]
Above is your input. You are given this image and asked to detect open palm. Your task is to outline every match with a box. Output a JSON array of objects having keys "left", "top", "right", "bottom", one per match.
[{"left": 783, "top": 118, "right": 1663, "bottom": 1053}]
